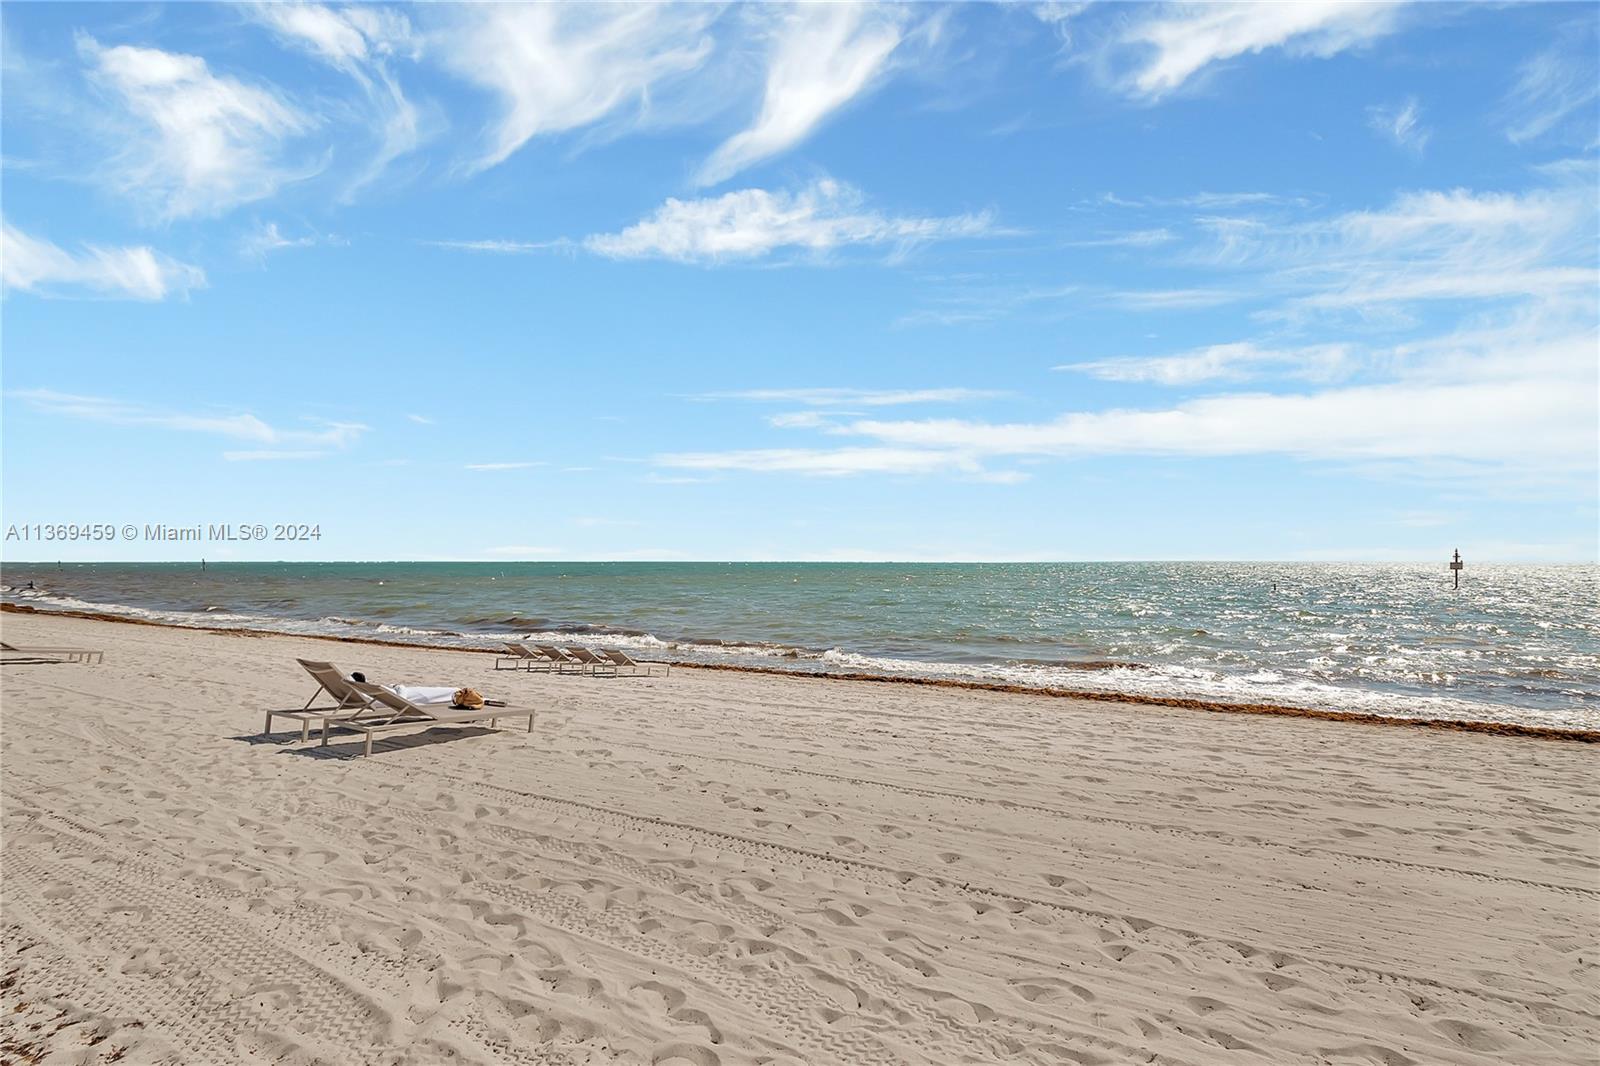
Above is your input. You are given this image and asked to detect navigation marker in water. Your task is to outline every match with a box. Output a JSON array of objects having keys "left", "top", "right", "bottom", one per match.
[{"left": 1450, "top": 549, "right": 1463, "bottom": 589}]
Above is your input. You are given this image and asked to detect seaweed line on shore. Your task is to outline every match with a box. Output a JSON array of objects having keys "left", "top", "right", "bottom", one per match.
[{"left": 5, "top": 602, "right": 1595, "bottom": 743}]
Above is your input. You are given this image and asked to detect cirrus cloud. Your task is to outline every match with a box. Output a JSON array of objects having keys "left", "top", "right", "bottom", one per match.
[
  {"left": 1114, "top": 2, "right": 1407, "bottom": 100},
  {"left": 77, "top": 34, "right": 317, "bottom": 219},
  {"left": 696, "top": 3, "right": 907, "bottom": 186},
  {"left": 1, "top": 222, "right": 205, "bottom": 300},
  {"left": 585, "top": 178, "right": 995, "bottom": 264}
]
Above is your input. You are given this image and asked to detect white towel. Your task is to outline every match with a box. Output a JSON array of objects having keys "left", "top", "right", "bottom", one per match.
[{"left": 387, "top": 684, "right": 458, "bottom": 706}]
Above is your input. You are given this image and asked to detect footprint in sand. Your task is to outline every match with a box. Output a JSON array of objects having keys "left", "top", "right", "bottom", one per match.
[{"left": 1042, "top": 873, "right": 1091, "bottom": 895}]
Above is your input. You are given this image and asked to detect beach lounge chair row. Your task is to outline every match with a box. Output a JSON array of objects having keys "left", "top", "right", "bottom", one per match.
[
  {"left": 1, "top": 641, "right": 104, "bottom": 664},
  {"left": 495, "top": 642, "right": 668, "bottom": 677},
  {"left": 263, "top": 658, "right": 534, "bottom": 755}
]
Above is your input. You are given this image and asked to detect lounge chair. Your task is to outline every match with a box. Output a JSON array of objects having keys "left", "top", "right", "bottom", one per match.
[
  {"left": 0, "top": 641, "right": 104, "bottom": 664},
  {"left": 262, "top": 659, "right": 378, "bottom": 742},
  {"left": 599, "top": 648, "right": 669, "bottom": 677},
  {"left": 327, "top": 682, "right": 535, "bottom": 757},
  {"left": 534, "top": 645, "right": 588, "bottom": 674},
  {"left": 495, "top": 642, "right": 558, "bottom": 672},
  {"left": 562, "top": 647, "right": 620, "bottom": 677}
]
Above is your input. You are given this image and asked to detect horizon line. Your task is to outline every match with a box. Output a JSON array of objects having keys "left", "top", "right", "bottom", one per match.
[{"left": 5, "top": 557, "right": 1595, "bottom": 566}]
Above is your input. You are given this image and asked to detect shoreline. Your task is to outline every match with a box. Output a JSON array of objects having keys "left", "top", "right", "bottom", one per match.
[{"left": 7, "top": 601, "right": 1594, "bottom": 743}]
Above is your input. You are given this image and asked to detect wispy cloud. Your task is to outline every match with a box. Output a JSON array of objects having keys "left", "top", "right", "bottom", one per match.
[
  {"left": 1, "top": 222, "right": 205, "bottom": 300},
  {"left": 586, "top": 178, "right": 993, "bottom": 264},
  {"left": 1100, "top": 191, "right": 1304, "bottom": 210},
  {"left": 241, "top": 221, "right": 339, "bottom": 260},
  {"left": 1368, "top": 97, "right": 1429, "bottom": 152},
  {"left": 406, "top": 413, "right": 434, "bottom": 425},
  {"left": 1060, "top": 342, "right": 1354, "bottom": 386},
  {"left": 1113, "top": 2, "right": 1407, "bottom": 100},
  {"left": 658, "top": 171, "right": 1597, "bottom": 492},
  {"left": 248, "top": 2, "right": 423, "bottom": 195},
  {"left": 430, "top": 4, "right": 715, "bottom": 172},
  {"left": 1112, "top": 287, "right": 1240, "bottom": 310},
  {"left": 10, "top": 388, "right": 367, "bottom": 452},
  {"left": 696, "top": 3, "right": 907, "bottom": 186},
  {"left": 1500, "top": 28, "right": 1600, "bottom": 144},
  {"left": 420, "top": 238, "right": 570, "bottom": 254},
  {"left": 1065, "top": 227, "right": 1176, "bottom": 248},
  {"left": 1189, "top": 181, "right": 1597, "bottom": 316},
  {"left": 844, "top": 375, "right": 1591, "bottom": 472},
  {"left": 77, "top": 34, "right": 316, "bottom": 219},
  {"left": 842, "top": 305, "right": 1596, "bottom": 482}
]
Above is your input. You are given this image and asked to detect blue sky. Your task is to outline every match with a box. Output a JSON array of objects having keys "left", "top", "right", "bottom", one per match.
[{"left": 2, "top": 1, "right": 1596, "bottom": 562}]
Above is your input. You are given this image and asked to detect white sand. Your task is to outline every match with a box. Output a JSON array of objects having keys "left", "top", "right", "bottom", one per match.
[{"left": 2, "top": 612, "right": 1596, "bottom": 1065}]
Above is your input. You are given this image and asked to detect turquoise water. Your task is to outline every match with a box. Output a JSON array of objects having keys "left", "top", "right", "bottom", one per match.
[{"left": 3, "top": 561, "right": 1596, "bottom": 729}]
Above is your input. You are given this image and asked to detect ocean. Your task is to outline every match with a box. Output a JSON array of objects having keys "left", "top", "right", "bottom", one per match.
[{"left": 3, "top": 561, "right": 1596, "bottom": 730}]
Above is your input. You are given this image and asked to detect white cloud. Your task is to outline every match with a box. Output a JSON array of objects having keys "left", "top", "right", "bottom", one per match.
[
  {"left": 842, "top": 313, "right": 1596, "bottom": 478},
  {"left": 1193, "top": 183, "right": 1597, "bottom": 315},
  {"left": 1501, "top": 32, "right": 1600, "bottom": 144},
  {"left": 78, "top": 35, "right": 314, "bottom": 219},
  {"left": 241, "top": 221, "right": 333, "bottom": 260},
  {"left": 430, "top": 4, "right": 715, "bottom": 172},
  {"left": 1101, "top": 191, "right": 1301, "bottom": 210},
  {"left": 249, "top": 3, "right": 423, "bottom": 195},
  {"left": 251, "top": 3, "right": 417, "bottom": 70},
  {"left": 585, "top": 178, "right": 993, "bottom": 263},
  {"left": 658, "top": 173, "right": 1598, "bottom": 491},
  {"left": 1, "top": 222, "right": 205, "bottom": 300},
  {"left": 421, "top": 238, "right": 568, "bottom": 254},
  {"left": 1066, "top": 227, "right": 1176, "bottom": 248},
  {"left": 1112, "top": 287, "right": 1240, "bottom": 310},
  {"left": 845, "top": 375, "right": 1592, "bottom": 469},
  {"left": 406, "top": 413, "right": 434, "bottom": 424},
  {"left": 9, "top": 389, "right": 367, "bottom": 451},
  {"left": 1367, "top": 97, "right": 1429, "bottom": 152},
  {"left": 1117, "top": 2, "right": 1406, "bottom": 100},
  {"left": 696, "top": 3, "right": 906, "bottom": 186},
  {"left": 465, "top": 461, "right": 545, "bottom": 471},
  {"left": 1061, "top": 342, "right": 1354, "bottom": 385}
]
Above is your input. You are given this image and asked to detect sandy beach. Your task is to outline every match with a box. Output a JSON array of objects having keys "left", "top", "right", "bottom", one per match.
[{"left": 1, "top": 612, "right": 1596, "bottom": 1065}]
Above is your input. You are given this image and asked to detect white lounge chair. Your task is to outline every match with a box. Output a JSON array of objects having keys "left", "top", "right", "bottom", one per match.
[
  {"left": 495, "top": 642, "right": 559, "bottom": 672},
  {"left": 600, "top": 648, "right": 669, "bottom": 677},
  {"left": 327, "top": 682, "right": 535, "bottom": 757},
  {"left": 1, "top": 641, "right": 103, "bottom": 664},
  {"left": 562, "top": 647, "right": 620, "bottom": 677},
  {"left": 534, "top": 645, "right": 589, "bottom": 674}
]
